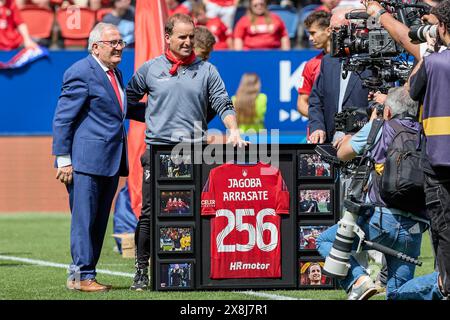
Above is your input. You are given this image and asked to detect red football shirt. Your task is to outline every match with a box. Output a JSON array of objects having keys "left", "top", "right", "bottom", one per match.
[
  {"left": 168, "top": 4, "right": 190, "bottom": 17},
  {"left": 233, "top": 13, "right": 288, "bottom": 49},
  {"left": 201, "top": 162, "right": 289, "bottom": 279},
  {"left": 206, "top": 17, "right": 230, "bottom": 50},
  {"left": 298, "top": 52, "right": 324, "bottom": 95},
  {"left": 0, "top": 0, "right": 24, "bottom": 51},
  {"left": 209, "top": 0, "right": 236, "bottom": 6}
]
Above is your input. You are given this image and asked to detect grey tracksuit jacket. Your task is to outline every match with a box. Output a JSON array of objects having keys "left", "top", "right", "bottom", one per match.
[{"left": 126, "top": 55, "right": 236, "bottom": 145}]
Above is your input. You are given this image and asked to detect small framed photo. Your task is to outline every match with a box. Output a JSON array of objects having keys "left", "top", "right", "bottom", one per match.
[
  {"left": 157, "top": 187, "right": 194, "bottom": 217},
  {"left": 298, "top": 186, "right": 333, "bottom": 217},
  {"left": 299, "top": 258, "right": 334, "bottom": 288},
  {"left": 298, "top": 152, "right": 333, "bottom": 179},
  {"left": 157, "top": 152, "right": 193, "bottom": 180},
  {"left": 158, "top": 225, "right": 193, "bottom": 254},
  {"left": 158, "top": 260, "right": 194, "bottom": 290},
  {"left": 298, "top": 224, "right": 332, "bottom": 251}
]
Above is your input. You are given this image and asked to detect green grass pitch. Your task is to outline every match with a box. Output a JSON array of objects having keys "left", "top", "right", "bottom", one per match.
[{"left": 0, "top": 213, "right": 436, "bottom": 300}]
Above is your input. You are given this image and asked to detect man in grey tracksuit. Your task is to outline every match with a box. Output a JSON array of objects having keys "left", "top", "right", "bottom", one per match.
[{"left": 127, "top": 13, "right": 247, "bottom": 290}]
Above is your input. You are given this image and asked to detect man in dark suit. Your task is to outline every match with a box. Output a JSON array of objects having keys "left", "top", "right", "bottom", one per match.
[
  {"left": 52, "top": 23, "right": 129, "bottom": 292},
  {"left": 308, "top": 7, "right": 369, "bottom": 144}
]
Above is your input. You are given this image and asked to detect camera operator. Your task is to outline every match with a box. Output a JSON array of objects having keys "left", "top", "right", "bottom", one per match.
[
  {"left": 364, "top": 0, "right": 445, "bottom": 60},
  {"left": 408, "top": 0, "right": 450, "bottom": 299},
  {"left": 317, "top": 86, "right": 431, "bottom": 300},
  {"left": 308, "top": 6, "right": 370, "bottom": 144}
]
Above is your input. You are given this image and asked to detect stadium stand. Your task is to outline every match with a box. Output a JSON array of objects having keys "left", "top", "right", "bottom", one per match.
[
  {"left": 20, "top": 6, "right": 54, "bottom": 41},
  {"left": 96, "top": 6, "right": 113, "bottom": 21},
  {"left": 268, "top": 4, "right": 299, "bottom": 46},
  {"left": 232, "top": 5, "right": 247, "bottom": 29},
  {"left": 56, "top": 7, "right": 96, "bottom": 47}
]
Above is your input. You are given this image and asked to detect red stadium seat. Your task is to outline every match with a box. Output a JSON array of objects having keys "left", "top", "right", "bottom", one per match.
[
  {"left": 96, "top": 7, "right": 113, "bottom": 22},
  {"left": 56, "top": 7, "right": 96, "bottom": 47},
  {"left": 20, "top": 7, "right": 55, "bottom": 39}
]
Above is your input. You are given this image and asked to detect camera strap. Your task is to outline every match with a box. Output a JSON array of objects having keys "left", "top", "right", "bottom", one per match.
[
  {"left": 367, "top": 119, "right": 385, "bottom": 148},
  {"left": 356, "top": 119, "right": 384, "bottom": 203}
]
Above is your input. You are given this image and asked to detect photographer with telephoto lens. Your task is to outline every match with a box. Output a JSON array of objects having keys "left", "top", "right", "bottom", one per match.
[{"left": 317, "top": 86, "right": 433, "bottom": 300}]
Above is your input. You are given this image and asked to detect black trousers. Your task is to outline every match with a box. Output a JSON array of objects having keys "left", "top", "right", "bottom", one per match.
[
  {"left": 135, "top": 148, "right": 152, "bottom": 269},
  {"left": 425, "top": 172, "right": 450, "bottom": 296}
]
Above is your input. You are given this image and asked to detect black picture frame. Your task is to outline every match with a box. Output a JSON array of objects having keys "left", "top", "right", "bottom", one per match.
[
  {"left": 157, "top": 259, "right": 194, "bottom": 290},
  {"left": 298, "top": 222, "right": 333, "bottom": 252},
  {"left": 157, "top": 186, "right": 194, "bottom": 217},
  {"left": 298, "top": 185, "right": 334, "bottom": 217},
  {"left": 156, "top": 151, "right": 193, "bottom": 181},
  {"left": 298, "top": 257, "right": 334, "bottom": 289},
  {"left": 158, "top": 224, "right": 194, "bottom": 254},
  {"left": 297, "top": 151, "right": 333, "bottom": 179}
]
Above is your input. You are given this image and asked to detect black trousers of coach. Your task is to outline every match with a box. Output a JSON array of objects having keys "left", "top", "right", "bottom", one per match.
[{"left": 135, "top": 148, "right": 152, "bottom": 269}]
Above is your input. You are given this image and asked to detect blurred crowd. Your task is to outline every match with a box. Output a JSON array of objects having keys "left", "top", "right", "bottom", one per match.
[{"left": 0, "top": 0, "right": 364, "bottom": 51}]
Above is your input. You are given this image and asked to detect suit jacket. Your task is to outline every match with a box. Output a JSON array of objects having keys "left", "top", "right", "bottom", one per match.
[
  {"left": 52, "top": 55, "right": 129, "bottom": 177},
  {"left": 308, "top": 54, "right": 369, "bottom": 143}
]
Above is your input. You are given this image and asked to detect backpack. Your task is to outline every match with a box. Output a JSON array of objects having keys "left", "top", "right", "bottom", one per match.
[{"left": 370, "top": 118, "right": 426, "bottom": 216}]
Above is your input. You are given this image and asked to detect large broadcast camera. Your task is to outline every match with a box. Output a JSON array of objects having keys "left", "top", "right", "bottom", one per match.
[
  {"left": 330, "top": 0, "right": 434, "bottom": 93},
  {"left": 330, "top": 10, "right": 409, "bottom": 93}
]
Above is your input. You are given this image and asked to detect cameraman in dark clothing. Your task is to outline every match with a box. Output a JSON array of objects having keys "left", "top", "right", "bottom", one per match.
[{"left": 409, "top": 0, "right": 450, "bottom": 299}]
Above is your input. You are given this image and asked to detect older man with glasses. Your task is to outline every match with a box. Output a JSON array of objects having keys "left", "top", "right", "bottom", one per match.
[{"left": 52, "top": 23, "right": 138, "bottom": 292}]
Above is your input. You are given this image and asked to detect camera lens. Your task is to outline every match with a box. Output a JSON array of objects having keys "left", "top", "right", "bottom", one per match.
[{"left": 409, "top": 24, "right": 437, "bottom": 43}]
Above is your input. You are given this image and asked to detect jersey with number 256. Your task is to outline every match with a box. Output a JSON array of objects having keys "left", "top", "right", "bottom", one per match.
[{"left": 201, "top": 162, "right": 289, "bottom": 279}]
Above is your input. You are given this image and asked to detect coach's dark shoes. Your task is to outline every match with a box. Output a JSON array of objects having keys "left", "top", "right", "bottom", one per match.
[
  {"left": 66, "top": 279, "right": 112, "bottom": 292},
  {"left": 130, "top": 268, "right": 149, "bottom": 291}
]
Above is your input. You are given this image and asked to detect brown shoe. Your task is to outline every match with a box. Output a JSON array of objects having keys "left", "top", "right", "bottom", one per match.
[{"left": 74, "top": 279, "right": 111, "bottom": 292}]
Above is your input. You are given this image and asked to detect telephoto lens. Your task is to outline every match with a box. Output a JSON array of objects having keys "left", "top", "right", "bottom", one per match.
[
  {"left": 409, "top": 24, "right": 437, "bottom": 43},
  {"left": 323, "top": 209, "right": 361, "bottom": 279}
]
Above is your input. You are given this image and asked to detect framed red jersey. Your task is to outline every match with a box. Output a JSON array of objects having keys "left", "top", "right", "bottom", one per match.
[{"left": 201, "top": 162, "right": 289, "bottom": 279}]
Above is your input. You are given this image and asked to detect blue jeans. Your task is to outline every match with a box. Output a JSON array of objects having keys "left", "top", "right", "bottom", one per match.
[{"left": 317, "top": 207, "right": 442, "bottom": 299}]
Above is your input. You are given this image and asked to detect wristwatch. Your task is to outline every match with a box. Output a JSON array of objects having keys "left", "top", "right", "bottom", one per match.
[{"left": 375, "top": 8, "right": 387, "bottom": 23}]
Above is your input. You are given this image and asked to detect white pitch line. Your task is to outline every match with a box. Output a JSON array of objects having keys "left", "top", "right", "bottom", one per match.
[
  {"left": 0, "top": 255, "right": 134, "bottom": 278},
  {"left": 0, "top": 255, "right": 304, "bottom": 300},
  {"left": 234, "top": 290, "right": 302, "bottom": 300}
]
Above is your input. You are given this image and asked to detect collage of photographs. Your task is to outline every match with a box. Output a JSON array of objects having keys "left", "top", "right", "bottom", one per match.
[
  {"left": 156, "top": 152, "right": 195, "bottom": 290},
  {"left": 297, "top": 151, "right": 336, "bottom": 289},
  {"left": 154, "top": 149, "right": 338, "bottom": 290}
]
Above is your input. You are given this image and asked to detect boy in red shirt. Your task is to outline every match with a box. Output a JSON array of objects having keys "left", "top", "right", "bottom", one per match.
[{"left": 297, "top": 10, "right": 331, "bottom": 118}]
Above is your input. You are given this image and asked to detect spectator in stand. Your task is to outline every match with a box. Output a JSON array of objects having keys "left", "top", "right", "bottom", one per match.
[
  {"left": 166, "top": 0, "right": 190, "bottom": 17},
  {"left": 58, "top": 0, "right": 108, "bottom": 10},
  {"left": 296, "top": 10, "right": 331, "bottom": 118},
  {"left": 15, "top": 0, "right": 51, "bottom": 9},
  {"left": 192, "top": 1, "right": 231, "bottom": 49},
  {"left": 315, "top": 0, "right": 340, "bottom": 12},
  {"left": 0, "top": 0, "right": 38, "bottom": 51},
  {"left": 204, "top": 0, "right": 238, "bottom": 32},
  {"left": 233, "top": 0, "right": 290, "bottom": 50},
  {"left": 103, "top": 0, "right": 135, "bottom": 47},
  {"left": 194, "top": 25, "right": 216, "bottom": 60},
  {"left": 232, "top": 72, "right": 267, "bottom": 132}
]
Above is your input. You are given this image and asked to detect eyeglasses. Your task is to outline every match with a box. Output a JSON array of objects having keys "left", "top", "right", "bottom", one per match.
[{"left": 97, "top": 40, "right": 127, "bottom": 48}]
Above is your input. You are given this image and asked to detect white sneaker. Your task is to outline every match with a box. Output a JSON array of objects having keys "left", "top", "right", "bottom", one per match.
[{"left": 347, "top": 275, "right": 378, "bottom": 300}]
